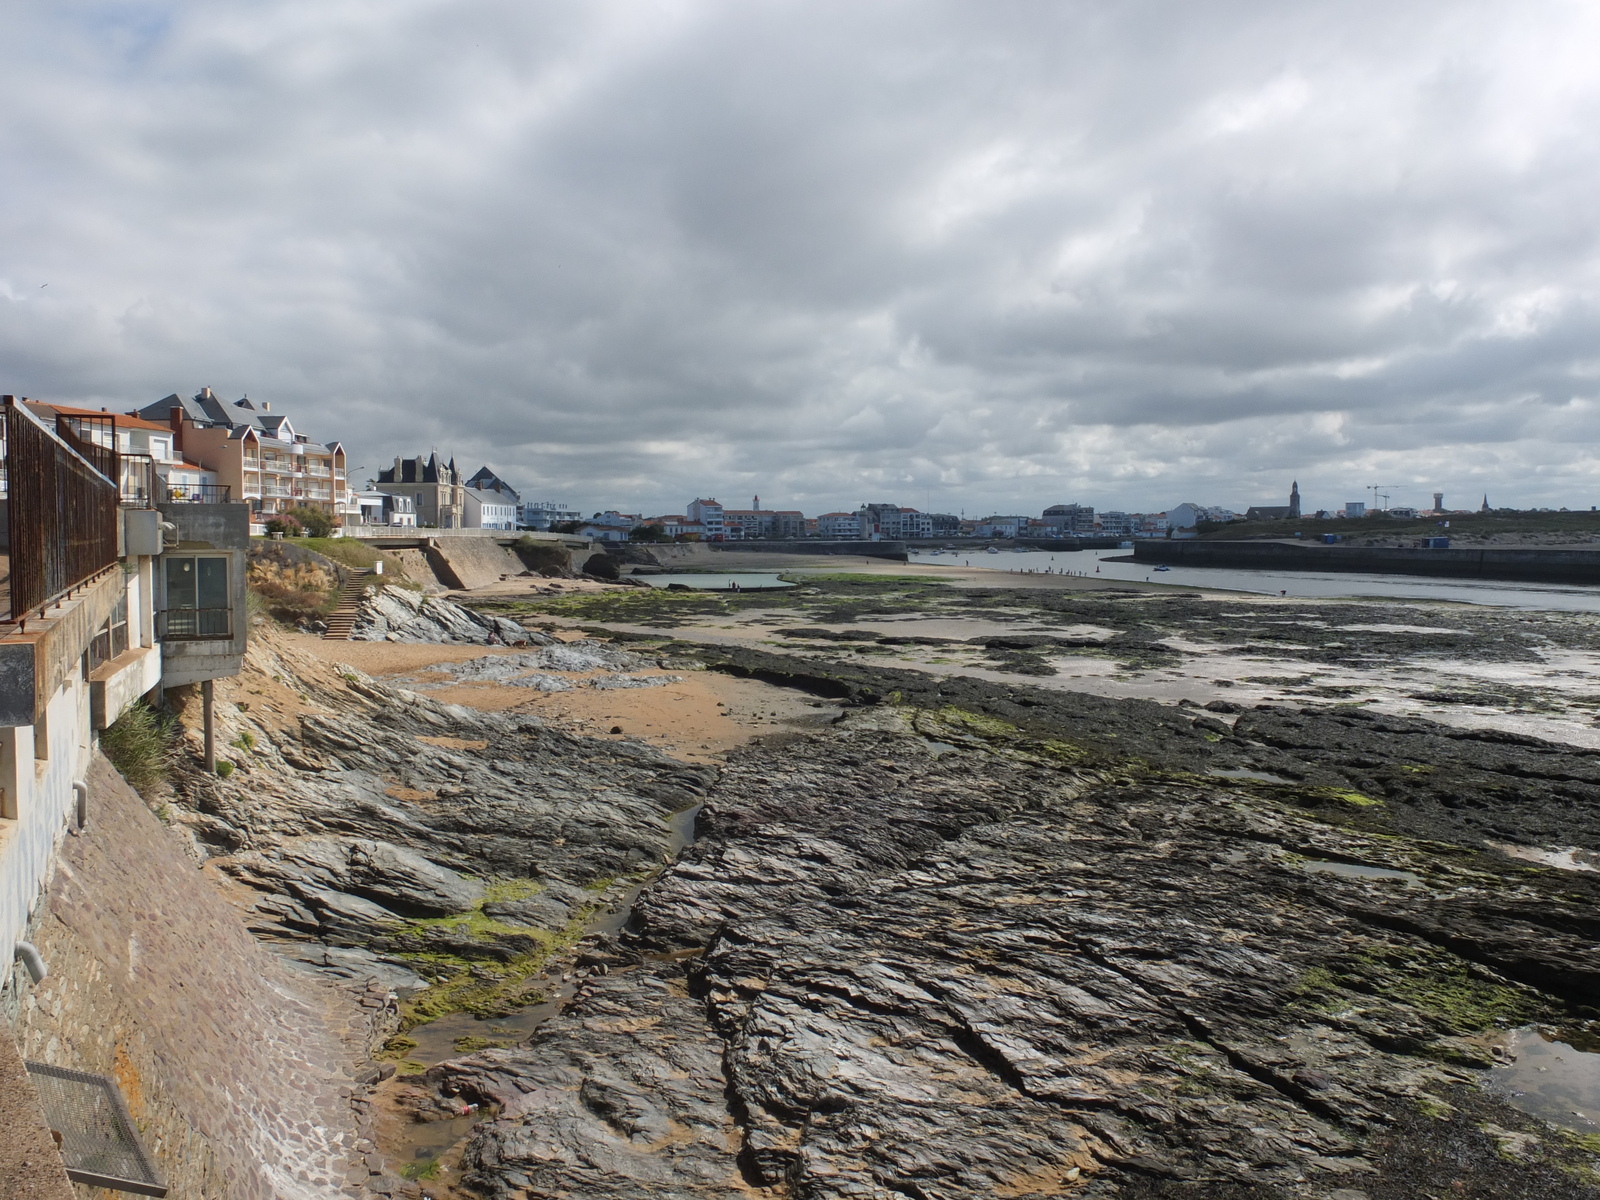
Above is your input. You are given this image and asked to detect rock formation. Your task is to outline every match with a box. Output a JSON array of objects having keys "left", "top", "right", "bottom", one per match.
[{"left": 350, "top": 585, "right": 548, "bottom": 644}]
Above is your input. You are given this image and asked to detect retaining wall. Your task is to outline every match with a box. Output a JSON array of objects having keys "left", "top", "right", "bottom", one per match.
[
  {"left": 3, "top": 755, "right": 382, "bottom": 1200},
  {"left": 1131, "top": 539, "right": 1600, "bottom": 582}
]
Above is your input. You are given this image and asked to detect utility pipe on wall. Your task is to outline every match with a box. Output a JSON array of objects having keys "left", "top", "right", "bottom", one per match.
[
  {"left": 202, "top": 679, "right": 215, "bottom": 773},
  {"left": 72, "top": 780, "right": 87, "bottom": 834},
  {"left": 15, "top": 941, "right": 47, "bottom": 984}
]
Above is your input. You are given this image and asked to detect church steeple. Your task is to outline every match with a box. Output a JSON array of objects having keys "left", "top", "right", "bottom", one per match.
[{"left": 1288, "top": 480, "right": 1301, "bottom": 518}]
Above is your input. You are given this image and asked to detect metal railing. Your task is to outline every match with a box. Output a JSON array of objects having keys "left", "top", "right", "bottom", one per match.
[
  {"left": 157, "top": 608, "right": 232, "bottom": 640},
  {"left": 160, "top": 481, "right": 231, "bottom": 503},
  {"left": 119, "top": 454, "right": 157, "bottom": 507},
  {"left": 5, "top": 398, "right": 119, "bottom": 620}
]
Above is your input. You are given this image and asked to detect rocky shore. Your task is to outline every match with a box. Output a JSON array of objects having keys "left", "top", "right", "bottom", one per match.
[
  {"left": 159, "top": 581, "right": 1600, "bottom": 1197},
  {"left": 412, "top": 649, "right": 1600, "bottom": 1198}
]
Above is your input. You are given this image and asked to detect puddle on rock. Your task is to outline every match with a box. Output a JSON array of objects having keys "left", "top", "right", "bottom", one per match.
[
  {"left": 1488, "top": 1026, "right": 1600, "bottom": 1132},
  {"left": 1208, "top": 767, "right": 1296, "bottom": 784},
  {"left": 1299, "top": 860, "right": 1423, "bottom": 885}
]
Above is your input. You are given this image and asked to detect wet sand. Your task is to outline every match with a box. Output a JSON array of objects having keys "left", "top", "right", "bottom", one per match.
[{"left": 284, "top": 632, "right": 843, "bottom": 763}]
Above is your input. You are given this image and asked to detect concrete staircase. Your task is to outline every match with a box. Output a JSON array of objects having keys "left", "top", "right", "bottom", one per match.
[{"left": 322, "top": 571, "right": 375, "bottom": 641}]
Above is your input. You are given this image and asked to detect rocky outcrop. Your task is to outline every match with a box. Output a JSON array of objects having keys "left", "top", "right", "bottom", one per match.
[
  {"left": 431, "top": 696, "right": 1600, "bottom": 1198},
  {"left": 165, "top": 635, "right": 713, "bottom": 1016},
  {"left": 350, "top": 585, "right": 547, "bottom": 644}
]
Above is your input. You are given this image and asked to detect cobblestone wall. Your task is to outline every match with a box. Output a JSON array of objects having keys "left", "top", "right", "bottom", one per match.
[{"left": 4, "top": 754, "right": 384, "bottom": 1200}]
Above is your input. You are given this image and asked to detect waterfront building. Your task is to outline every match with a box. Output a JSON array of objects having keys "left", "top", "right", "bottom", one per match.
[
  {"left": 686, "top": 498, "right": 726, "bottom": 539},
  {"left": 1041, "top": 503, "right": 1096, "bottom": 534},
  {"left": 376, "top": 453, "right": 466, "bottom": 528},
  {"left": 134, "top": 390, "right": 348, "bottom": 535},
  {"left": 816, "top": 511, "right": 862, "bottom": 538},
  {"left": 464, "top": 487, "right": 518, "bottom": 530},
  {"left": 351, "top": 490, "right": 417, "bottom": 527},
  {"left": 519, "top": 500, "right": 581, "bottom": 530},
  {"left": 0, "top": 395, "right": 249, "bottom": 1022}
]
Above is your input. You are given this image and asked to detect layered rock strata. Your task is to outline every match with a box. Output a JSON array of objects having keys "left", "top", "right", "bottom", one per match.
[
  {"left": 431, "top": 698, "right": 1600, "bottom": 1199},
  {"left": 351, "top": 585, "right": 545, "bottom": 644}
]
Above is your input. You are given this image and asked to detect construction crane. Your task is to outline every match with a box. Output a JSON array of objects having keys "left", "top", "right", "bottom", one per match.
[{"left": 1368, "top": 484, "right": 1400, "bottom": 513}]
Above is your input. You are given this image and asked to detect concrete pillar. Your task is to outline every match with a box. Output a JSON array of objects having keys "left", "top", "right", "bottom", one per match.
[{"left": 202, "top": 679, "right": 215, "bottom": 774}]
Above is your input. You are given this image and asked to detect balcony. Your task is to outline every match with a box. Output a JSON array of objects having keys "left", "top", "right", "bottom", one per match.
[
  {"left": 157, "top": 607, "right": 232, "bottom": 641},
  {"left": 160, "top": 483, "right": 231, "bottom": 504}
]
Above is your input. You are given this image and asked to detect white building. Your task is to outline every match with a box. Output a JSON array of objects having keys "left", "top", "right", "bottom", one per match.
[
  {"left": 353, "top": 491, "right": 417, "bottom": 527},
  {"left": 816, "top": 511, "right": 862, "bottom": 538},
  {"left": 519, "top": 501, "right": 582, "bottom": 530},
  {"left": 686, "top": 498, "right": 725, "bottom": 539},
  {"left": 465, "top": 487, "right": 517, "bottom": 530}
]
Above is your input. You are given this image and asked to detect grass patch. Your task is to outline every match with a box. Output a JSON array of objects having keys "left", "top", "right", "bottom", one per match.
[
  {"left": 384, "top": 878, "right": 608, "bottom": 1028},
  {"left": 100, "top": 700, "right": 178, "bottom": 795},
  {"left": 1334, "top": 789, "right": 1382, "bottom": 807},
  {"left": 1295, "top": 946, "right": 1542, "bottom": 1034}
]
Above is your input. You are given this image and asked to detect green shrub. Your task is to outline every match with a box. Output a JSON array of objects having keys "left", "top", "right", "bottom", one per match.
[
  {"left": 214, "top": 760, "right": 235, "bottom": 779},
  {"left": 100, "top": 701, "right": 177, "bottom": 795},
  {"left": 232, "top": 730, "right": 256, "bottom": 752},
  {"left": 286, "top": 506, "right": 335, "bottom": 538},
  {"left": 263, "top": 514, "right": 303, "bottom": 537}
]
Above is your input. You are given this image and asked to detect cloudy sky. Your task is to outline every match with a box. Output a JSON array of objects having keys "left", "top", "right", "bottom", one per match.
[{"left": 3, "top": 0, "right": 1598, "bottom": 518}]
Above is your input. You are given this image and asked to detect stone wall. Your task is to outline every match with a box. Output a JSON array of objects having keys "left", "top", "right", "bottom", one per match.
[
  {"left": 1132, "top": 537, "right": 1600, "bottom": 582},
  {"left": 423, "top": 537, "right": 528, "bottom": 589},
  {"left": 3, "top": 755, "right": 386, "bottom": 1200}
]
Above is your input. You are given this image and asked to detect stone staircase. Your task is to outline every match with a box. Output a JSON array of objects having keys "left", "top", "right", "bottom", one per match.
[{"left": 322, "top": 571, "right": 375, "bottom": 641}]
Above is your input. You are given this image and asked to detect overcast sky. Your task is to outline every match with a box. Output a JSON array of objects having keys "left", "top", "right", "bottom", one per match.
[{"left": 3, "top": 0, "right": 1598, "bottom": 518}]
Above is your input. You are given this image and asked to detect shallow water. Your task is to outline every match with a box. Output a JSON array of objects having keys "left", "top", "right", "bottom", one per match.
[
  {"left": 1207, "top": 767, "right": 1296, "bottom": 784},
  {"left": 921, "top": 548, "right": 1600, "bottom": 611},
  {"left": 1488, "top": 1026, "right": 1600, "bottom": 1132},
  {"left": 640, "top": 572, "right": 794, "bottom": 590},
  {"left": 1299, "top": 860, "right": 1422, "bottom": 885}
]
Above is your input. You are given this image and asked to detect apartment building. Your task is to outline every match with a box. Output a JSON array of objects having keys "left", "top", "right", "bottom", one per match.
[
  {"left": 134, "top": 390, "right": 347, "bottom": 535},
  {"left": 686, "top": 498, "right": 725, "bottom": 539},
  {"left": 519, "top": 501, "right": 581, "bottom": 530},
  {"left": 815, "top": 511, "right": 862, "bottom": 538}
]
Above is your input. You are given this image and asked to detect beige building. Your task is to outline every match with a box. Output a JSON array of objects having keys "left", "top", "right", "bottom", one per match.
[
  {"left": 134, "top": 390, "right": 348, "bottom": 534},
  {"left": 375, "top": 453, "right": 467, "bottom": 528}
]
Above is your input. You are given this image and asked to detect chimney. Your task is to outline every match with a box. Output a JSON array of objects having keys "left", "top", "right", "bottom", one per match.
[{"left": 262, "top": 401, "right": 271, "bottom": 412}]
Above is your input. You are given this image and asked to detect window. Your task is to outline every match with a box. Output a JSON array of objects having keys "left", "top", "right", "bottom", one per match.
[
  {"left": 162, "top": 556, "right": 231, "bottom": 639},
  {"left": 89, "top": 592, "right": 129, "bottom": 671}
]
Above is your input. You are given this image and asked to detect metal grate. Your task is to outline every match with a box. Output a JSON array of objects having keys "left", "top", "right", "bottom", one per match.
[{"left": 25, "top": 1062, "right": 167, "bottom": 1196}]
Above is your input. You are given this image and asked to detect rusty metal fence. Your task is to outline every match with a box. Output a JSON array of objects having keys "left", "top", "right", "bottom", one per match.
[{"left": 4, "top": 398, "right": 120, "bottom": 620}]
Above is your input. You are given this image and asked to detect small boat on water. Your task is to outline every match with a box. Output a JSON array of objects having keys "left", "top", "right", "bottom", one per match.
[
  {"left": 986, "top": 546, "right": 1000, "bottom": 554},
  {"left": 1153, "top": 564, "right": 1172, "bottom": 572}
]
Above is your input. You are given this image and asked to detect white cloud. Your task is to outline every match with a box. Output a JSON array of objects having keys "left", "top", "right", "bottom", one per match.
[{"left": 1, "top": 0, "right": 1598, "bottom": 518}]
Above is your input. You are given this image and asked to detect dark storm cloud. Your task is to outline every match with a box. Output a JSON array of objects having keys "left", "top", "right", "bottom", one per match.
[{"left": 1, "top": 0, "right": 1598, "bottom": 517}]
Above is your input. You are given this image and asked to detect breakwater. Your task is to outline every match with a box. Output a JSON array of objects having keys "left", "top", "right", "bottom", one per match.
[
  {"left": 1132, "top": 538, "right": 1600, "bottom": 583},
  {"left": 708, "top": 538, "right": 910, "bottom": 561}
]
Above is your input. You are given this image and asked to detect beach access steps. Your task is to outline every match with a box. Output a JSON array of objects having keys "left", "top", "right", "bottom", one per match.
[{"left": 322, "top": 570, "right": 375, "bottom": 640}]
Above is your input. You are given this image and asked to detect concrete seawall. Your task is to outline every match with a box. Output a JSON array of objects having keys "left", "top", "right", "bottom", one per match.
[
  {"left": 1132, "top": 539, "right": 1600, "bottom": 583},
  {"left": 707, "top": 540, "right": 910, "bottom": 561},
  {"left": 4, "top": 755, "right": 385, "bottom": 1199}
]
